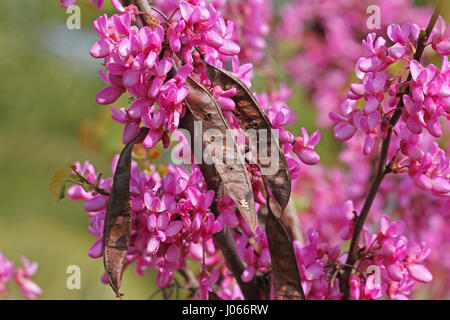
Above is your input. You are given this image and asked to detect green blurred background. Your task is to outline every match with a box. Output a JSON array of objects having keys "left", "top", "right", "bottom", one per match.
[{"left": 0, "top": 0, "right": 447, "bottom": 300}]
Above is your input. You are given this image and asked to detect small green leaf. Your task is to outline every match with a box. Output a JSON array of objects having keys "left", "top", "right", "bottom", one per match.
[
  {"left": 50, "top": 168, "right": 67, "bottom": 201},
  {"left": 58, "top": 183, "right": 66, "bottom": 202}
]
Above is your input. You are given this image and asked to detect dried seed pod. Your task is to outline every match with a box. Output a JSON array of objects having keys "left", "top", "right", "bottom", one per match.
[
  {"left": 103, "top": 127, "right": 149, "bottom": 297},
  {"left": 180, "top": 76, "right": 257, "bottom": 232},
  {"left": 265, "top": 194, "right": 305, "bottom": 300},
  {"left": 205, "top": 63, "right": 291, "bottom": 215}
]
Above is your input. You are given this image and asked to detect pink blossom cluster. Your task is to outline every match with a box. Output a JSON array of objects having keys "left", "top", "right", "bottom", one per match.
[
  {"left": 69, "top": 159, "right": 223, "bottom": 288},
  {"left": 348, "top": 214, "right": 433, "bottom": 300},
  {"left": 288, "top": 131, "right": 449, "bottom": 298},
  {"left": 255, "top": 84, "right": 321, "bottom": 174},
  {"left": 277, "top": 0, "right": 432, "bottom": 127},
  {"left": 293, "top": 229, "right": 342, "bottom": 300},
  {"left": 236, "top": 226, "right": 270, "bottom": 283},
  {"left": 152, "top": 0, "right": 272, "bottom": 62},
  {"left": 68, "top": 158, "right": 273, "bottom": 297},
  {"left": 0, "top": 252, "right": 42, "bottom": 300},
  {"left": 86, "top": 0, "right": 321, "bottom": 170},
  {"left": 87, "top": 1, "right": 244, "bottom": 148},
  {"left": 214, "top": 0, "right": 272, "bottom": 62},
  {"left": 59, "top": 0, "right": 449, "bottom": 300},
  {"left": 292, "top": 213, "right": 433, "bottom": 300},
  {"left": 388, "top": 176, "right": 450, "bottom": 297},
  {"left": 330, "top": 20, "right": 450, "bottom": 196}
]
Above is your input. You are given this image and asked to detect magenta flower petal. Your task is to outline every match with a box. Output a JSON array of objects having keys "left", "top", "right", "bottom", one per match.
[
  {"left": 241, "top": 265, "right": 255, "bottom": 283},
  {"left": 122, "top": 122, "right": 140, "bottom": 144},
  {"left": 144, "top": 51, "right": 158, "bottom": 70},
  {"left": 407, "top": 264, "right": 433, "bottom": 283},
  {"left": 165, "top": 221, "right": 183, "bottom": 237},
  {"left": 95, "top": 86, "right": 124, "bottom": 105},
  {"left": 436, "top": 40, "right": 450, "bottom": 55},
  {"left": 363, "top": 96, "right": 379, "bottom": 115},
  {"left": 88, "top": 239, "right": 103, "bottom": 259},
  {"left": 218, "top": 39, "right": 240, "bottom": 55},
  {"left": 206, "top": 30, "right": 224, "bottom": 48},
  {"left": 142, "top": 130, "right": 163, "bottom": 149},
  {"left": 305, "top": 262, "right": 324, "bottom": 281},
  {"left": 296, "top": 147, "right": 320, "bottom": 165},
  {"left": 388, "top": 43, "right": 407, "bottom": 59},
  {"left": 111, "top": 0, "right": 125, "bottom": 12},
  {"left": 92, "top": 0, "right": 105, "bottom": 10},
  {"left": 90, "top": 39, "right": 113, "bottom": 58},
  {"left": 60, "top": 0, "right": 77, "bottom": 9},
  {"left": 83, "top": 195, "right": 108, "bottom": 212},
  {"left": 387, "top": 262, "right": 403, "bottom": 281},
  {"left": 333, "top": 122, "right": 356, "bottom": 141},
  {"left": 165, "top": 244, "right": 180, "bottom": 262},
  {"left": 147, "top": 237, "right": 160, "bottom": 254},
  {"left": 122, "top": 69, "right": 140, "bottom": 87},
  {"left": 363, "top": 133, "right": 376, "bottom": 155}
]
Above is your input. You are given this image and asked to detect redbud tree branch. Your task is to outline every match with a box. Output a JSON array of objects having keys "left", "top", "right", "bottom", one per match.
[{"left": 340, "top": 0, "right": 444, "bottom": 299}]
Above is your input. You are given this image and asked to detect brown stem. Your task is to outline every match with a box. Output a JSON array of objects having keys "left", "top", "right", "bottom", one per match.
[
  {"left": 340, "top": 0, "right": 444, "bottom": 299},
  {"left": 212, "top": 227, "right": 262, "bottom": 300},
  {"left": 177, "top": 266, "right": 199, "bottom": 291},
  {"left": 131, "top": 0, "right": 155, "bottom": 26}
]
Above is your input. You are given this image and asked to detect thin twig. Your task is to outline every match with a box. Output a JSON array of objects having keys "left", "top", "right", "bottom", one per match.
[
  {"left": 177, "top": 266, "right": 199, "bottom": 290},
  {"left": 212, "top": 226, "right": 262, "bottom": 300},
  {"left": 69, "top": 168, "right": 110, "bottom": 196}
]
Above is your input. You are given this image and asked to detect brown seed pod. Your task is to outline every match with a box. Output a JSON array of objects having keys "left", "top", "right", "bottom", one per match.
[
  {"left": 205, "top": 63, "right": 291, "bottom": 215},
  {"left": 103, "top": 127, "right": 149, "bottom": 297},
  {"left": 180, "top": 76, "right": 257, "bottom": 232},
  {"left": 265, "top": 194, "right": 305, "bottom": 300}
]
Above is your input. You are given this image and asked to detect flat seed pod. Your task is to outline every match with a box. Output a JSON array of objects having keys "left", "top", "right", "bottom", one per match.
[
  {"left": 265, "top": 194, "right": 305, "bottom": 300},
  {"left": 180, "top": 76, "right": 257, "bottom": 232},
  {"left": 103, "top": 127, "right": 149, "bottom": 297},
  {"left": 205, "top": 63, "right": 291, "bottom": 214}
]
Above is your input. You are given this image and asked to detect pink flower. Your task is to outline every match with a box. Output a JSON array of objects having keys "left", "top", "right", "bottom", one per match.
[
  {"left": 431, "top": 16, "right": 450, "bottom": 55},
  {"left": 293, "top": 128, "right": 321, "bottom": 165},
  {"left": 0, "top": 252, "right": 15, "bottom": 294},
  {"left": 329, "top": 99, "right": 358, "bottom": 141},
  {"left": 146, "top": 212, "right": 183, "bottom": 254},
  {"left": 198, "top": 269, "right": 219, "bottom": 300},
  {"left": 60, "top": 0, "right": 124, "bottom": 12},
  {"left": 14, "top": 257, "right": 42, "bottom": 300},
  {"left": 387, "top": 23, "right": 420, "bottom": 59},
  {"left": 59, "top": 0, "right": 77, "bottom": 9}
]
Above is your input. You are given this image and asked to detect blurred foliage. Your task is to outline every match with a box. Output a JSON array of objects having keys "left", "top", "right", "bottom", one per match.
[{"left": 0, "top": 0, "right": 447, "bottom": 300}]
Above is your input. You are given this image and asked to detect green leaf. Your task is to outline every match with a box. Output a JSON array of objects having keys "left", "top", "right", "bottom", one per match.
[
  {"left": 58, "top": 182, "right": 66, "bottom": 202},
  {"left": 49, "top": 168, "right": 67, "bottom": 201}
]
